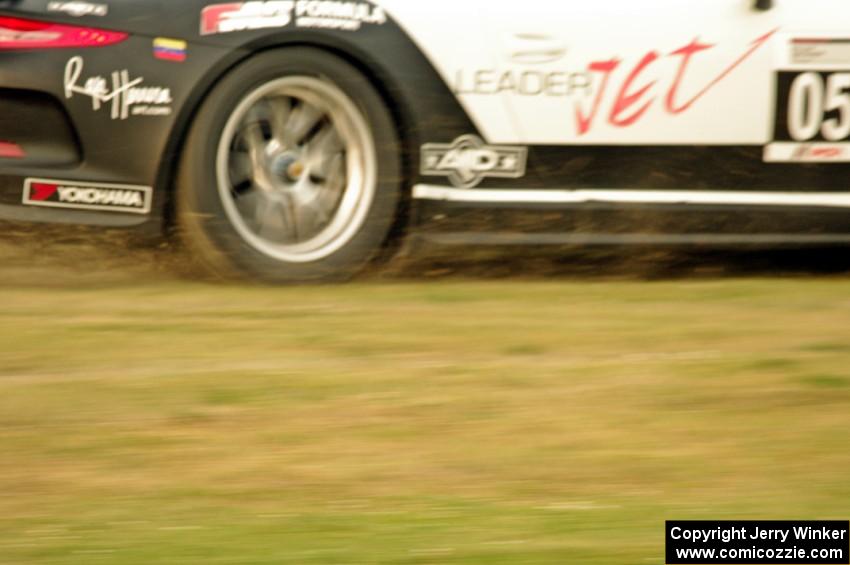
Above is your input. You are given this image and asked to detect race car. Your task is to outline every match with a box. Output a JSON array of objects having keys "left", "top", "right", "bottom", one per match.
[{"left": 1, "top": 0, "right": 850, "bottom": 281}]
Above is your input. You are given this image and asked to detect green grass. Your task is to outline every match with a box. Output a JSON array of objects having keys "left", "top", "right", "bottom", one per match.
[{"left": 1, "top": 279, "right": 850, "bottom": 563}]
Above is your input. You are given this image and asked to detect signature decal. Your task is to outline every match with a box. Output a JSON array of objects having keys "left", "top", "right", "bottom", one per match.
[{"left": 63, "top": 56, "right": 173, "bottom": 120}]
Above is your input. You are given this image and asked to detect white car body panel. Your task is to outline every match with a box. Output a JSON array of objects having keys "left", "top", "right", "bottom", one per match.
[{"left": 378, "top": 0, "right": 848, "bottom": 146}]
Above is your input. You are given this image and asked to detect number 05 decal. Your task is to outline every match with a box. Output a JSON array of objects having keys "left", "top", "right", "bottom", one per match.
[
  {"left": 787, "top": 72, "right": 850, "bottom": 141},
  {"left": 765, "top": 71, "right": 850, "bottom": 162}
]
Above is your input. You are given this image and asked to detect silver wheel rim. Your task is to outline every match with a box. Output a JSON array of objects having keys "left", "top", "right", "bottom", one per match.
[{"left": 216, "top": 76, "right": 377, "bottom": 263}]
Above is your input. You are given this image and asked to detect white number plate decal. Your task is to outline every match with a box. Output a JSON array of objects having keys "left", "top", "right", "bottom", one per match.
[{"left": 765, "top": 71, "right": 850, "bottom": 162}]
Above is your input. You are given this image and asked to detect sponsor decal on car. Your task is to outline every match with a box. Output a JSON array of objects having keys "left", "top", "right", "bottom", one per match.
[
  {"left": 200, "top": 1, "right": 384, "bottom": 35},
  {"left": 46, "top": 1, "right": 108, "bottom": 17},
  {"left": 23, "top": 179, "right": 153, "bottom": 214},
  {"left": 63, "top": 56, "right": 173, "bottom": 119},
  {"left": 454, "top": 68, "right": 593, "bottom": 98},
  {"left": 294, "top": 0, "right": 385, "bottom": 31},
  {"left": 573, "top": 29, "right": 778, "bottom": 136},
  {"left": 765, "top": 142, "right": 850, "bottom": 162},
  {"left": 455, "top": 29, "right": 776, "bottom": 139},
  {"left": 506, "top": 33, "right": 567, "bottom": 66},
  {"left": 201, "top": 1, "right": 294, "bottom": 34},
  {"left": 789, "top": 37, "right": 850, "bottom": 66},
  {"left": 454, "top": 33, "right": 591, "bottom": 98},
  {"left": 421, "top": 135, "right": 527, "bottom": 189},
  {"left": 766, "top": 35, "right": 850, "bottom": 162},
  {"left": 153, "top": 38, "right": 188, "bottom": 62}
]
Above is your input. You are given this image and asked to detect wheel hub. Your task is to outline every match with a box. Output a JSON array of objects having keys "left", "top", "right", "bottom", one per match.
[{"left": 269, "top": 152, "right": 305, "bottom": 185}]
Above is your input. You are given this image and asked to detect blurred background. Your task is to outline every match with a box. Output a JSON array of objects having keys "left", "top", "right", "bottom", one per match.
[{"left": 1, "top": 229, "right": 849, "bottom": 564}]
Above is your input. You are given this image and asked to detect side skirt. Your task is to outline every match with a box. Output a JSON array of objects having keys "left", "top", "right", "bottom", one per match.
[{"left": 412, "top": 185, "right": 850, "bottom": 208}]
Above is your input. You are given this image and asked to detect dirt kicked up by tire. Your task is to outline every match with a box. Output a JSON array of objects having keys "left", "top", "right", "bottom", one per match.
[{"left": 177, "top": 48, "right": 402, "bottom": 283}]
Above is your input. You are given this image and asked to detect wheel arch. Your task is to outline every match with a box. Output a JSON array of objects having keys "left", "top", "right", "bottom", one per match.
[{"left": 156, "top": 29, "right": 474, "bottom": 238}]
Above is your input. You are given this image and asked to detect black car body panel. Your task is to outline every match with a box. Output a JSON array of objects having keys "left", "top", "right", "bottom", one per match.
[{"left": 0, "top": 0, "right": 476, "bottom": 234}]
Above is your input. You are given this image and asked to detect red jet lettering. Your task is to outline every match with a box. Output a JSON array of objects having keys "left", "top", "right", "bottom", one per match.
[
  {"left": 575, "top": 59, "right": 620, "bottom": 135},
  {"left": 667, "top": 29, "right": 777, "bottom": 113},
  {"left": 666, "top": 38, "right": 715, "bottom": 113},
  {"left": 575, "top": 29, "right": 778, "bottom": 135},
  {"left": 609, "top": 51, "right": 658, "bottom": 127}
]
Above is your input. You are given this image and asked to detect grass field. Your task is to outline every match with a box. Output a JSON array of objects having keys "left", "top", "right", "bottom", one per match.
[{"left": 1, "top": 245, "right": 850, "bottom": 563}]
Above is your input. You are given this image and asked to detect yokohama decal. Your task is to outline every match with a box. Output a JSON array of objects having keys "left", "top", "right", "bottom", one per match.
[{"left": 23, "top": 178, "right": 152, "bottom": 214}]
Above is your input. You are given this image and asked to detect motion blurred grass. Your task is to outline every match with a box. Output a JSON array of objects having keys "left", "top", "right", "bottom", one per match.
[{"left": 1, "top": 272, "right": 850, "bottom": 564}]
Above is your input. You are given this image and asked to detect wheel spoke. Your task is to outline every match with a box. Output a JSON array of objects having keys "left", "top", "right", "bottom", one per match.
[
  {"left": 254, "top": 195, "right": 287, "bottom": 241},
  {"left": 234, "top": 187, "right": 260, "bottom": 218},
  {"left": 242, "top": 104, "right": 263, "bottom": 123},
  {"left": 298, "top": 177, "right": 332, "bottom": 227},
  {"left": 316, "top": 155, "right": 346, "bottom": 226},
  {"left": 323, "top": 152, "right": 346, "bottom": 192},
  {"left": 286, "top": 102, "right": 324, "bottom": 147},
  {"left": 276, "top": 194, "right": 300, "bottom": 242},
  {"left": 294, "top": 172, "right": 346, "bottom": 236},
  {"left": 252, "top": 191, "right": 274, "bottom": 229},
  {"left": 243, "top": 124, "right": 267, "bottom": 170},
  {"left": 229, "top": 151, "right": 253, "bottom": 186},
  {"left": 304, "top": 124, "right": 343, "bottom": 173},
  {"left": 240, "top": 123, "right": 279, "bottom": 192},
  {"left": 266, "top": 96, "right": 293, "bottom": 147}
]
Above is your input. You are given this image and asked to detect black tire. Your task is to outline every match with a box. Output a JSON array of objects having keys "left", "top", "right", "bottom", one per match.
[{"left": 177, "top": 47, "right": 401, "bottom": 282}]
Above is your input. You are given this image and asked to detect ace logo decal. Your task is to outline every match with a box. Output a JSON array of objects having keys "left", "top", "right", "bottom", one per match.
[{"left": 421, "top": 135, "right": 527, "bottom": 189}]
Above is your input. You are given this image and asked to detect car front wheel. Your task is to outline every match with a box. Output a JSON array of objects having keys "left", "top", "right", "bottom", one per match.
[{"left": 177, "top": 47, "right": 401, "bottom": 282}]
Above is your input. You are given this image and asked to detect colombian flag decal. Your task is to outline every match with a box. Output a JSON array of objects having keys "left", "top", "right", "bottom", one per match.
[{"left": 153, "top": 37, "right": 187, "bottom": 62}]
